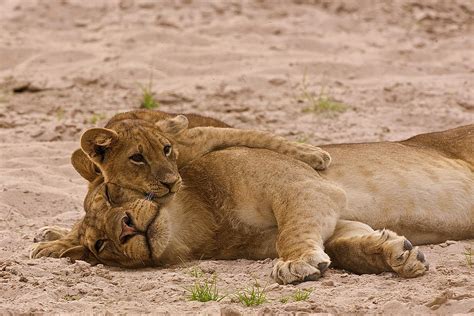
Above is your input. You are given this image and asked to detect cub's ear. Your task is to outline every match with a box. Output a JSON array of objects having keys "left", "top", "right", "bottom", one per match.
[
  {"left": 60, "top": 245, "right": 99, "bottom": 265},
  {"left": 155, "top": 115, "right": 189, "bottom": 135},
  {"left": 80, "top": 128, "right": 119, "bottom": 164},
  {"left": 71, "top": 149, "right": 101, "bottom": 183}
]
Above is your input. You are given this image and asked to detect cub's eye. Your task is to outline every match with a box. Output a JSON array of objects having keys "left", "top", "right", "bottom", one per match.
[
  {"left": 94, "top": 239, "right": 106, "bottom": 253},
  {"left": 129, "top": 153, "right": 145, "bottom": 164},
  {"left": 163, "top": 145, "right": 172, "bottom": 157}
]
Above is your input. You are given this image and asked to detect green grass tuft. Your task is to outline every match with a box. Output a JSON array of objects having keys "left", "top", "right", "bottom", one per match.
[
  {"left": 185, "top": 275, "right": 225, "bottom": 302},
  {"left": 236, "top": 282, "right": 267, "bottom": 307},
  {"left": 89, "top": 113, "right": 106, "bottom": 125},
  {"left": 63, "top": 294, "right": 81, "bottom": 301},
  {"left": 299, "top": 74, "right": 347, "bottom": 113},
  {"left": 56, "top": 107, "right": 65, "bottom": 121},
  {"left": 279, "top": 296, "right": 290, "bottom": 304},
  {"left": 188, "top": 266, "right": 204, "bottom": 278},
  {"left": 293, "top": 289, "right": 312, "bottom": 301},
  {"left": 141, "top": 85, "right": 160, "bottom": 109}
]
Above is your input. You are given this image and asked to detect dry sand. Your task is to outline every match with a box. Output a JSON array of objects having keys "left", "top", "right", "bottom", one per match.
[{"left": 0, "top": 0, "right": 473, "bottom": 314}]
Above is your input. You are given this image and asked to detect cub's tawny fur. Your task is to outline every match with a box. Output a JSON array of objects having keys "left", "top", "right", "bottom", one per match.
[{"left": 79, "top": 112, "right": 330, "bottom": 204}]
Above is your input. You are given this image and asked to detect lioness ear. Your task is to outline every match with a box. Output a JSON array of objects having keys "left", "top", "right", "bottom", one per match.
[
  {"left": 80, "top": 128, "right": 119, "bottom": 164},
  {"left": 155, "top": 115, "right": 189, "bottom": 135},
  {"left": 71, "top": 149, "right": 101, "bottom": 183}
]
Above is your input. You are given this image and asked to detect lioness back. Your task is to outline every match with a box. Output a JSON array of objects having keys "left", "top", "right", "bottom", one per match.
[{"left": 320, "top": 124, "right": 474, "bottom": 244}]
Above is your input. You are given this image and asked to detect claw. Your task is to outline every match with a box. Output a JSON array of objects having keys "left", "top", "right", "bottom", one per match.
[
  {"left": 403, "top": 239, "right": 413, "bottom": 251},
  {"left": 318, "top": 262, "right": 329, "bottom": 274},
  {"left": 303, "top": 273, "right": 321, "bottom": 282},
  {"left": 416, "top": 251, "right": 425, "bottom": 262}
]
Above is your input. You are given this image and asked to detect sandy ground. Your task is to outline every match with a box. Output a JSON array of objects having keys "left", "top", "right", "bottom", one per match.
[{"left": 0, "top": 0, "right": 473, "bottom": 314}]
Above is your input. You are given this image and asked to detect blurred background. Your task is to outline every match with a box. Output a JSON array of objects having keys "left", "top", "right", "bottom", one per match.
[{"left": 0, "top": 0, "right": 473, "bottom": 144}]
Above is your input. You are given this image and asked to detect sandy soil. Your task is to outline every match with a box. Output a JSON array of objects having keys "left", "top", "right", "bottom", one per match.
[{"left": 0, "top": 0, "right": 473, "bottom": 314}]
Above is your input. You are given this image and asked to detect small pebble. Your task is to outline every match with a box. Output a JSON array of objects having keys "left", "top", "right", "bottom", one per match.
[{"left": 321, "top": 280, "right": 335, "bottom": 286}]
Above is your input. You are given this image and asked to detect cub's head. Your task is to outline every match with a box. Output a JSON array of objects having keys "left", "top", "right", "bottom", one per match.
[
  {"left": 66, "top": 182, "right": 173, "bottom": 268},
  {"left": 80, "top": 115, "right": 189, "bottom": 204}
]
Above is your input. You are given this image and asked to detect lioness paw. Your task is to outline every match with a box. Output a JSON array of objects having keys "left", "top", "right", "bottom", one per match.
[
  {"left": 30, "top": 240, "right": 76, "bottom": 259},
  {"left": 33, "top": 226, "right": 70, "bottom": 242},
  {"left": 380, "top": 231, "right": 429, "bottom": 278},
  {"left": 271, "top": 251, "right": 331, "bottom": 284},
  {"left": 294, "top": 143, "right": 331, "bottom": 170}
]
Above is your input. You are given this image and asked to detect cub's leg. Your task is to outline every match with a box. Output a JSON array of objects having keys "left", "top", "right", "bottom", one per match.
[
  {"left": 156, "top": 115, "right": 331, "bottom": 170},
  {"left": 270, "top": 181, "right": 344, "bottom": 284},
  {"left": 325, "top": 220, "right": 429, "bottom": 278},
  {"left": 31, "top": 222, "right": 81, "bottom": 259}
]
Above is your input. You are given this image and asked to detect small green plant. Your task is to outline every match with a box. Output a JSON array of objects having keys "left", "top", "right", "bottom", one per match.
[
  {"left": 63, "top": 294, "right": 81, "bottom": 301},
  {"left": 279, "top": 296, "right": 290, "bottom": 304},
  {"left": 299, "top": 74, "right": 347, "bottom": 113},
  {"left": 141, "top": 85, "right": 159, "bottom": 109},
  {"left": 189, "top": 266, "right": 204, "bottom": 278},
  {"left": 185, "top": 275, "right": 225, "bottom": 302},
  {"left": 293, "top": 289, "right": 312, "bottom": 301},
  {"left": 89, "top": 113, "right": 106, "bottom": 124},
  {"left": 140, "top": 70, "right": 160, "bottom": 109},
  {"left": 56, "top": 107, "right": 65, "bottom": 121},
  {"left": 464, "top": 246, "right": 473, "bottom": 268},
  {"left": 236, "top": 281, "right": 267, "bottom": 307}
]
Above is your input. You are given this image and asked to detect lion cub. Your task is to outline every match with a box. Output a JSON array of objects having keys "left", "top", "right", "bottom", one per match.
[{"left": 79, "top": 115, "right": 331, "bottom": 204}]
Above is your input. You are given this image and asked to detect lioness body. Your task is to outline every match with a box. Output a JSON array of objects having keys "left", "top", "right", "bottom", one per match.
[
  {"left": 33, "top": 119, "right": 473, "bottom": 283},
  {"left": 322, "top": 127, "right": 474, "bottom": 244},
  {"left": 147, "top": 127, "right": 473, "bottom": 260}
]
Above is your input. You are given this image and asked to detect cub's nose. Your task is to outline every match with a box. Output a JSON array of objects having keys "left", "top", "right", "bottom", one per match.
[
  {"left": 120, "top": 215, "right": 137, "bottom": 244},
  {"left": 160, "top": 176, "right": 181, "bottom": 193}
]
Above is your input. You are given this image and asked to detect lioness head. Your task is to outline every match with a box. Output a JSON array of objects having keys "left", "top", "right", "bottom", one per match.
[
  {"left": 85, "top": 185, "right": 171, "bottom": 268},
  {"left": 68, "top": 182, "right": 173, "bottom": 267},
  {"left": 80, "top": 115, "right": 189, "bottom": 204}
]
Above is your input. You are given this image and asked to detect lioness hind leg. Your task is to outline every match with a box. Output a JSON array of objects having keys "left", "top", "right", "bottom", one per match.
[
  {"left": 34, "top": 226, "right": 70, "bottom": 242},
  {"left": 325, "top": 220, "right": 429, "bottom": 278}
]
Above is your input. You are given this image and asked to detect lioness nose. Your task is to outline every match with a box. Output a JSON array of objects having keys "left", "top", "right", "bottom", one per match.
[{"left": 120, "top": 215, "right": 137, "bottom": 244}]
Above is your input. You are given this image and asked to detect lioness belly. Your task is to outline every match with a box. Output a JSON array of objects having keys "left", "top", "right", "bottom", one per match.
[
  {"left": 182, "top": 148, "right": 344, "bottom": 259},
  {"left": 322, "top": 143, "right": 474, "bottom": 244}
]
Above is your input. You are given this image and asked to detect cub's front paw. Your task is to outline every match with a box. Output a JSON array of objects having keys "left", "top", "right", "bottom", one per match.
[
  {"left": 33, "top": 226, "right": 70, "bottom": 242},
  {"left": 271, "top": 251, "right": 331, "bottom": 284},
  {"left": 295, "top": 143, "right": 331, "bottom": 170}
]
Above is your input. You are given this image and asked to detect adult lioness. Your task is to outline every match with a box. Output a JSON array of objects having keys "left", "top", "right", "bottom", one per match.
[{"left": 32, "top": 123, "right": 473, "bottom": 284}]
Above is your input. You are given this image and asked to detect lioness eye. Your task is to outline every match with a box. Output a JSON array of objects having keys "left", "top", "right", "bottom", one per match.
[
  {"left": 129, "top": 153, "right": 145, "bottom": 163},
  {"left": 163, "top": 145, "right": 172, "bottom": 157},
  {"left": 94, "top": 239, "right": 106, "bottom": 253}
]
